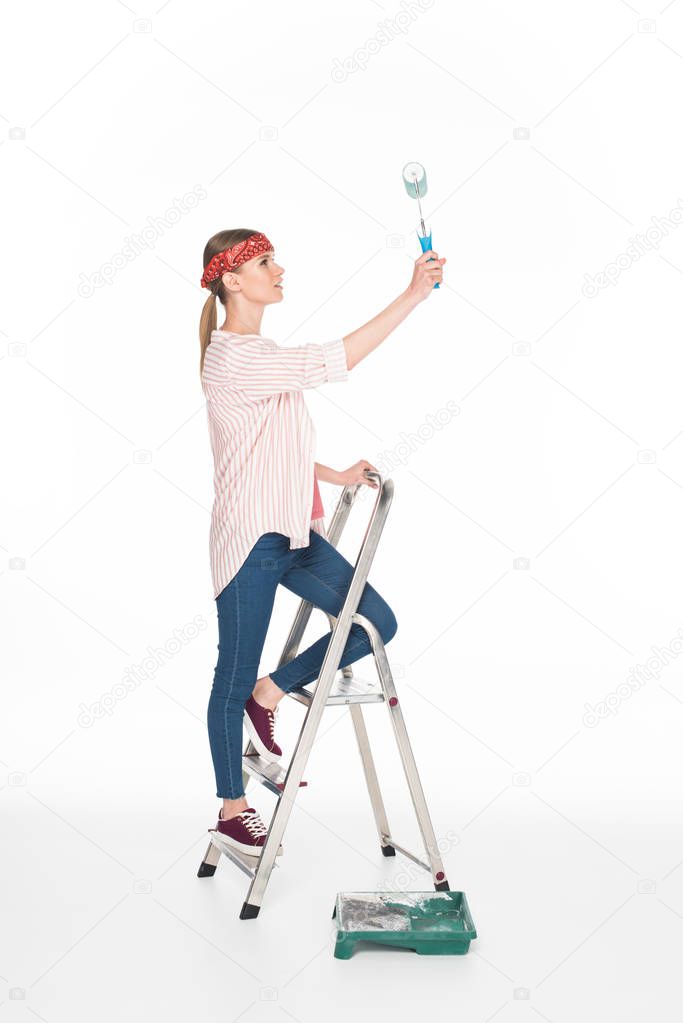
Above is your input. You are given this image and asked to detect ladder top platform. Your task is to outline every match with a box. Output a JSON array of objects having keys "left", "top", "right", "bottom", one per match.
[{"left": 288, "top": 671, "right": 384, "bottom": 706}]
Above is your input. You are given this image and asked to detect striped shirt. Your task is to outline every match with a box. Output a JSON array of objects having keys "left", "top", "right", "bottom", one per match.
[{"left": 201, "top": 330, "right": 349, "bottom": 599}]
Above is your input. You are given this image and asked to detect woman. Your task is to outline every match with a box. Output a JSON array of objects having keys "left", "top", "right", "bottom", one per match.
[{"left": 199, "top": 228, "right": 446, "bottom": 855}]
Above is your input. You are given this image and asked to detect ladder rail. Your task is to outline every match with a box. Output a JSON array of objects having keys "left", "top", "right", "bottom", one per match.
[
  {"left": 353, "top": 611, "right": 448, "bottom": 884},
  {"left": 348, "top": 702, "right": 393, "bottom": 849},
  {"left": 241, "top": 476, "right": 377, "bottom": 785},
  {"left": 239, "top": 473, "right": 393, "bottom": 913}
]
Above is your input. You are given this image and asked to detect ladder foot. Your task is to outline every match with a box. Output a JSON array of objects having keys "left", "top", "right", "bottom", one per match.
[
  {"left": 239, "top": 901, "right": 261, "bottom": 920},
  {"left": 381, "top": 844, "right": 396, "bottom": 857},
  {"left": 434, "top": 879, "right": 450, "bottom": 892},
  {"left": 197, "top": 861, "right": 218, "bottom": 878}
]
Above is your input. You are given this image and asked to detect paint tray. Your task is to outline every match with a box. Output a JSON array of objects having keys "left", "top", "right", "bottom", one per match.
[{"left": 332, "top": 891, "right": 477, "bottom": 959}]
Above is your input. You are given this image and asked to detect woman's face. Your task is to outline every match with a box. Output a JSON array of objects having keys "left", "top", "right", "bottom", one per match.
[{"left": 225, "top": 248, "right": 285, "bottom": 305}]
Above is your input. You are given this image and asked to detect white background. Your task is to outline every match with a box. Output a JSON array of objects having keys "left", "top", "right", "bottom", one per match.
[{"left": 2, "top": 0, "right": 683, "bottom": 1018}]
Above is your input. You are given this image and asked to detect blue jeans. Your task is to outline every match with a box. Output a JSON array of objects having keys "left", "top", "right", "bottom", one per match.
[{"left": 207, "top": 529, "right": 398, "bottom": 799}]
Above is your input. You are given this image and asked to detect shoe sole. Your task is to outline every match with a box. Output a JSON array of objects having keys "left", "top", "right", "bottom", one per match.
[
  {"left": 210, "top": 829, "right": 283, "bottom": 857},
  {"left": 244, "top": 711, "right": 283, "bottom": 764}
]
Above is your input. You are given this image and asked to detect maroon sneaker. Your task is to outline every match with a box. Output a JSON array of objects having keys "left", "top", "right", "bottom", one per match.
[
  {"left": 212, "top": 807, "right": 283, "bottom": 856},
  {"left": 244, "top": 694, "right": 282, "bottom": 763}
]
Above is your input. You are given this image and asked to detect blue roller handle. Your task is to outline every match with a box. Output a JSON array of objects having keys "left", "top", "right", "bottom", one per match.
[{"left": 417, "top": 229, "right": 440, "bottom": 289}]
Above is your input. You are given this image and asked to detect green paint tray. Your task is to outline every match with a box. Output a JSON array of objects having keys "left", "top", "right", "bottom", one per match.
[{"left": 332, "top": 891, "right": 477, "bottom": 959}]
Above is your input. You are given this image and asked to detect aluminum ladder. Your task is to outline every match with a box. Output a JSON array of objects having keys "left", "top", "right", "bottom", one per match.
[{"left": 197, "top": 470, "right": 450, "bottom": 918}]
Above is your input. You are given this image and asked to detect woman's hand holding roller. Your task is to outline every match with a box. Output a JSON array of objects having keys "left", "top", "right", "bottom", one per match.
[{"left": 407, "top": 249, "right": 446, "bottom": 302}]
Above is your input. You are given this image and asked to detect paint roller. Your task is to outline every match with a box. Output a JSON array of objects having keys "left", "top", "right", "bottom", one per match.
[{"left": 401, "top": 161, "right": 439, "bottom": 289}]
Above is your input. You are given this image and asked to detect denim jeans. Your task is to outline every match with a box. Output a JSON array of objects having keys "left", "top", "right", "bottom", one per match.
[{"left": 207, "top": 529, "right": 398, "bottom": 799}]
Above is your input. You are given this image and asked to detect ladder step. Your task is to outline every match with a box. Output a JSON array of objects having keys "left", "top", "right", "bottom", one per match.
[
  {"left": 207, "top": 830, "right": 282, "bottom": 879},
  {"left": 287, "top": 673, "right": 385, "bottom": 706},
  {"left": 242, "top": 751, "right": 309, "bottom": 794}
]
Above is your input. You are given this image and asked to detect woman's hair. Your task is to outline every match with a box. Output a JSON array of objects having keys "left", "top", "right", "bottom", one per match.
[{"left": 199, "top": 227, "right": 260, "bottom": 378}]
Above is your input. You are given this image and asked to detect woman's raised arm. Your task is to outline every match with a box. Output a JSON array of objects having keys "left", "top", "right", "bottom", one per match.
[{"left": 342, "top": 249, "right": 446, "bottom": 370}]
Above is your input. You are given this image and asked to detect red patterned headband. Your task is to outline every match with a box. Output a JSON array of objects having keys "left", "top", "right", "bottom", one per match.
[{"left": 201, "top": 232, "right": 274, "bottom": 289}]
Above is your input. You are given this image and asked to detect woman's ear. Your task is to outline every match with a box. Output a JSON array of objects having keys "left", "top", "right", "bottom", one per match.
[{"left": 221, "top": 271, "right": 240, "bottom": 294}]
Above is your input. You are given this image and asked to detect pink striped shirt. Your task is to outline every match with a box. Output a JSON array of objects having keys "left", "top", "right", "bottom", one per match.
[{"left": 201, "top": 330, "right": 349, "bottom": 599}]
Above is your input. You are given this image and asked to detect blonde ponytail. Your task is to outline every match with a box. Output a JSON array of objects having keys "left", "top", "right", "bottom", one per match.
[{"left": 199, "top": 288, "right": 218, "bottom": 378}]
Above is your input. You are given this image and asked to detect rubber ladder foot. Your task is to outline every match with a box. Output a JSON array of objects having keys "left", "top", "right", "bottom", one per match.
[
  {"left": 434, "top": 879, "right": 450, "bottom": 891},
  {"left": 381, "top": 844, "right": 396, "bottom": 857},
  {"left": 239, "top": 901, "right": 261, "bottom": 919},
  {"left": 197, "top": 862, "right": 217, "bottom": 878}
]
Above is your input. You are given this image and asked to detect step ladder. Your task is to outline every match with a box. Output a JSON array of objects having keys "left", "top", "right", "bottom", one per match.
[{"left": 197, "top": 470, "right": 450, "bottom": 918}]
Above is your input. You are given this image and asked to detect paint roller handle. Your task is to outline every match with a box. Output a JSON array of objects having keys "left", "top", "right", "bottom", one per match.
[
  {"left": 407, "top": 247, "right": 446, "bottom": 302},
  {"left": 417, "top": 231, "right": 441, "bottom": 290}
]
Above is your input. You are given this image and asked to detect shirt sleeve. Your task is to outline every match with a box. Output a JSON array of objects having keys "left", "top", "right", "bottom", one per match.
[{"left": 225, "top": 336, "right": 349, "bottom": 398}]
